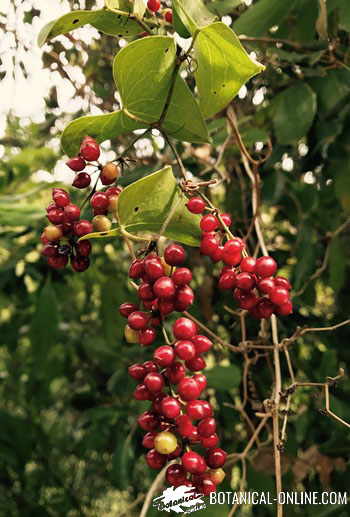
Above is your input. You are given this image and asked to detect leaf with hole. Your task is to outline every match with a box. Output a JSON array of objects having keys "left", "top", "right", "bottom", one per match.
[
  {"left": 81, "top": 166, "right": 202, "bottom": 246},
  {"left": 61, "top": 111, "right": 144, "bottom": 157},
  {"left": 38, "top": 8, "right": 140, "bottom": 47},
  {"left": 194, "top": 22, "right": 264, "bottom": 118}
]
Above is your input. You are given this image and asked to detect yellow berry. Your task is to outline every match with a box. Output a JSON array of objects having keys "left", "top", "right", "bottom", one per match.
[
  {"left": 92, "top": 215, "right": 112, "bottom": 232},
  {"left": 44, "top": 225, "right": 62, "bottom": 242},
  {"left": 124, "top": 325, "right": 139, "bottom": 343},
  {"left": 108, "top": 195, "right": 119, "bottom": 213},
  {"left": 209, "top": 468, "right": 226, "bottom": 485},
  {"left": 102, "top": 162, "right": 121, "bottom": 181},
  {"left": 160, "top": 257, "right": 172, "bottom": 276},
  {"left": 154, "top": 431, "right": 178, "bottom": 455}
]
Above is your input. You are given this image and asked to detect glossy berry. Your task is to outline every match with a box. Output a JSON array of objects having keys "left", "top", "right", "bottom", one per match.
[
  {"left": 198, "top": 417, "right": 216, "bottom": 437},
  {"left": 160, "top": 396, "right": 181, "bottom": 419},
  {"left": 187, "top": 197, "right": 206, "bottom": 214},
  {"left": 200, "top": 235, "right": 219, "bottom": 256},
  {"left": 178, "top": 377, "right": 201, "bottom": 401},
  {"left": 275, "top": 300, "right": 293, "bottom": 316},
  {"left": 176, "top": 414, "right": 195, "bottom": 437},
  {"left": 66, "top": 156, "right": 86, "bottom": 171},
  {"left": 206, "top": 448, "right": 227, "bottom": 469},
  {"left": 210, "top": 468, "right": 226, "bottom": 485},
  {"left": 164, "top": 244, "right": 186, "bottom": 266},
  {"left": 128, "top": 311, "right": 149, "bottom": 330},
  {"left": 166, "top": 362, "right": 186, "bottom": 384},
  {"left": 47, "top": 207, "right": 64, "bottom": 225},
  {"left": 192, "top": 335, "right": 213, "bottom": 355},
  {"left": 73, "top": 172, "right": 91, "bottom": 189},
  {"left": 143, "top": 361, "right": 158, "bottom": 373},
  {"left": 235, "top": 289, "right": 258, "bottom": 310},
  {"left": 175, "top": 286, "right": 194, "bottom": 311},
  {"left": 186, "top": 400, "right": 207, "bottom": 420},
  {"left": 129, "top": 259, "right": 144, "bottom": 279},
  {"left": 201, "top": 433, "right": 219, "bottom": 449},
  {"left": 52, "top": 188, "right": 70, "bottom": 208},
  {"left": 182, "top": 451, "right": 207, "bottom": 474},
  {"left": 221, "top": 213, "right": 232, "bottom": 227},
  {"left": 119, "top": 302, "right": 138, "bottom": 318},
  {"left": 138, "top": 411, "right": 159, "bottom": 432},
  {"left": 80, "top": 137, "right": 100, "bottom": 161},
  {"left": 154, "top": 431, "right": 178, "bottom": 455},
  {"left": 144, "top": 372, "right": 164, "bottom": 393},
  {"left": 199, "top": 478, "right": 217, "bottom": 496},
  {"left": 186, "top": 356, "right": 206, "bottom": 372},
  {"left": 258, "top": 277, "right": 275, "bottom": 295},
  {"left": 174, "top": 340, "right": 196, "bottom": 360},
  {"left": 146, "top": 449, "right": 166, "bottom": 469},
  {"left": 153, "top": 346, "right": 175, "bottom": 367},
  {"left": 194, "top": 373, "right": 207, "bottom": 392},
  {"left": 64, "top": 204, "right": 81, "bottom": 222},
  {"left": 200, "top": 214, "right": 219, "bottom": 232},
  {"left": 166, "top": 464, "right": 187, "bottom": 487},
  {"left": 42, "top": 243, "right": 58, "bottom": 257},
  {"left": 139, "top": 327, "right": 157, "bottom": 346},
  {"left": 153, "top": 277, "right": 176, "bottom": 300},
  {"left": 275, "top": 276, "right": 292, "bottom": 290},
  {"left": 91, "top": 192, "right": 109, "bottom": 210},
  {"left": 173, "top": 317, "right": 197, "bottom": 340},
  {"left": 133, "top": 384, "right": 152, "bottom": 401},
  {"left": 102, "top": 162, "right": 120, "bottom": 181},
  {"left": 138, "top": 282, "right": 155, "bottom": 301},
  {"left": 236, "top": 272, "right": 255, "bottom": 291},
  {"left": 71, "top": 255, "right": 90, "bottom": 272},
  {"left": 222, "top": 239, "right": 243, "bottom": 266},
  {"left": 240, "top": 256, "right": 256, "bottom": 273},
  {"left": 142, "top": 432, "right": 156, "bottom": 449},
  {"left": 74, "top": 220, "right": 93, "bottom": 237},
  {"left": 128, "top": 363, "right": 146, "bottom": 381},
  {"left": 172, "top": 267, "right": 192, "bottom": 286},
  {"left": 218, "top": 271, "right": 237, "bottom": 290},
  {"left": 255, "top": 256, "right": 277, "bottom": 278},
  {"left": 270, "top": 287, "right": 290, "bottom": 306},
  {"left": 147, "top": 0, "right": 161, "bottom": 12},
  {"left": 210, "top": 245, "right": 224, "bottom": 263},
  {"left": 144, "top": 257, "right": 164, "bottom": 281}
]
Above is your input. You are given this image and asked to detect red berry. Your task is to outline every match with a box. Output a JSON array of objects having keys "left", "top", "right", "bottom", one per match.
[
  {"left": 218, "top": 271, "right": 237, "bottom": 290},
  {"left": 275, "top": 276, "right": 292, "bottom": 290},
  {"left": 222, "top": 239, "right": 243, "bottom": 266},
  {"left": 236, "top": 272, "right": 255, "bottom": 291},
  {"left": 175, "top": 286, "right": 194, "bottom": 310},
  {"left": 153, "top": 276, "right": 176, "bottom": 300},
  {"left": 194, "top": 373, "right": 207, "bottom": 392},
  {"left": 138, "top": 411, "right": 159, "bottom": 431},
  {"left": 42, "top": 243, "right": 58, "bottom": 257},
  {"left": 234, "top": 289, "right": 258, "bottom": 310},
  {"left": 76, "top": 240, "right": 91, "bottom": 257},
  {"left": 200, "top": 214, "right": 219, "bottom": 232},
  {"left": 201, "top": 434, "right": 219, "bottom": 448},
  {"left": 167, "top": 445, "right": 182, "bottom": 459},
  {"left": 164, "top": 9, "right": 173, "bottom": 24},
  {"left": 166, "top": 362, "right": 186, "bottom": 384},
  {"left": 66, "top": 156, "right": 86, "bottom": 171},
  {"left": 240, "top": 256, "right": 256, "bottom": 273},
  {"left": 164, "top": 244, "right": 186, "bottom": 266},
  {"left": 73, "top": 172, "right": 91, "bottom": 189},
  {"left": 144, "top": 372, "right": 164, "bottom": 393},
  {"left": 158, "top": 299, "right": 175, "bottom": 315},
  {"left": 187, "top": 197, "right": 206, "bottom": 214},
  {"left": 186, "top": 400, "right": 206, "bottom": 420},
  {"left": 127, "top": 311, "right": 149, "bottom": 330},
  {"left": 128, "top": 364, "right": 146, "bottom": 381},
  {"left": 144, "top": 257, "right": 164, "bottom": 281},
  {"left": 270, "top": 287, "right": 290, "bottom": 306},
  {"left": 220, "top": 213, "right": 232, "bottom": 227},
  {"left": 106, "top": 186, "right": 122, "bottom": 197},
  {"left": 64, "top": 204, "right": 81, "bottom": 222},
  {"left": 146, "top": 449, "right": 166, "bottom": 469},
  {"left": 160, "top": 396, "right": 181, "bottom": 419},
  {"left": 119, "top": 302, "right": 138, "bottom": 318},
  {"left": 147, "top": 0, "right": 161, "bottom": 12},
  {"left": 91, "top": 192, "right": 109, "bottom": 210},
  {"left": 138, "top": 282, "right": 155, "bottom": 301},
  {"left": 166, "top": 464, "right": 187, "bottom": 487},
  {"left": 129, "top": 259, "right": 144, "bottom": 279},
  {"left": 178, "top": 377, "right": 201, "bottom": 401},
  {"left": 209, "top": 245, "right": 224, "bottom": 263},
  {"left": 47, "top": 255, "right": 68, "bottom": 269},
  {"left": 186, "top": 356, "right": 206, "bottom": 372},
  {"left": 258, "top": 277, "right": 275, "bottom": 295},
  {"left": 52, "top": 188, "right": 70, "bottom": 208},
  {"left": 142, "top": 432, "right": 156, "bottom": 449},
  {"left": 275, "top": 300, "right": 293, "bottom": 316},
  {"left": 143, "top": 361, "right": 158, "bottom": 373},
  {"left": 74, "top": 220, "right": 93, "bottom": 237},
  {"left": 153, "top": 346, "right": 175, "bottom": 367},
  {"left": 182, "top": 451, "right": 207, "bottom": 474},
  {"left": 176, "top": 414, "right": 195, "bottom": 437},
  {"left": 139, "top": 327, "right": 157, "bottom": 346},
  {"left": 80, "top": 137, "right": 100, "bottom": 161},
  {"left": 47, "top": 207, "right": 65, "bottom": 225},
  {"left": 200, "top": 235, "right": 219, "bottom": 256},
  {"left": 192, "top": 335, "right": 213, "bottom": 355},
  {"left": 255, "top": 256, "right": 277, "bottom": 278},
  {"left": 188, "top": 426, "right": 201, "bottom": 443},
  {"left": 152, "top": 392, "right": 167, "bottom": 414},
  {"left": 133, "top": 384, "right": 153, "bottom": 401},
  {"left": 172, "top": 267, "right": 192, "bottom": 286},
  {"left": 175, "top": 340, "right": 196, "bottom": 360},
  {"left": 173, "top": 317, "right": 197, "bottom": 340},
  {"left": 198, "top": 417, "right": 216, "bottom": 437},
  {"left": 71, "top": 255, "right": 90, "bottom": 272},
  {"left": 206, "top": 448, "right": 227, "bottom": 468},
  {"left": 255, "top": 298, "right": 275, "bottom": 319}
]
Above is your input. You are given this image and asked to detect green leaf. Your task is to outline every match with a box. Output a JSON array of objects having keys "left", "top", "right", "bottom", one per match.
[
  {"left": 61, "top": 111, "right": 144, "bottom": 157},
  {"left": 113, "top": 35, "right": 209, "bottom": 142},
  {"left": 234, "top": 0, "right": 297, "bottom": 37},
  {"left": 172, "top": 0, "right": 217, "bottom": 34},
  {"left": 329, "top": 238, "right": 346, "bottom": 292},
  {"left": 272, "top": 83, "right": 317, "bottom": 144},
  {"left": 38, "top": 8, "right": 140, "bottom": 47},
  {"left": 0, "top": 203, "right": 43, "bottom": 225},
  {"left": 173, "top": 3, "right": 191, "bottom": 38},
  {"left": 209, "top": 0, "right": 244, "bottom": 17},
  {"left": 309, "top": 69, "right": 350, "bottom": 115},
  {"left": 81, "top": 166, "right": 202, "bottom": 246},
  {"left": 205, "top": 365, "right": 241, "bottom": 391},
  {"left": 194, "top": 22, "right": 264, "bottom": 118}
]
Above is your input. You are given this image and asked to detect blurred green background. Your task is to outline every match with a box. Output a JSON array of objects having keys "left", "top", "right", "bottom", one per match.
[{"left": 0, "top": 0, "right": 350, "bottom": 516}]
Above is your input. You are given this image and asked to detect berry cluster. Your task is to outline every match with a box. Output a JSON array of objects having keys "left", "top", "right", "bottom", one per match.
[
  {"left": 122, "top": 244, "right": 227, "bottom": 495},
  {"left": 41, "top": 136, "right": 123, "bottom": 271},
  {"left": 147, "top": 0, "right": 173, "bottom": 23},
  {"left": 187, "top": 196, "right": 293, "bottom": 319}
]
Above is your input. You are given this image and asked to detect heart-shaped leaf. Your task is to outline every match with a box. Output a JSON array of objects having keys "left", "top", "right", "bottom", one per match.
[
  {"left": 172, "top": 0, "right": 217, "bottom": 34},
  {"left": 38, "top": 8, "right": 140, "bottom": 47},
  {"left": 233, "top": 0, "right": 297, "bottom": 37},
  {"left": 194, "top": 22, "right": 265, "bottom": 118},
  {"left": 61, "top": 111, "right": 144, "bottom": 157},
  {"left": 81, "top": 166, "right": 202, "bottom": 246}
]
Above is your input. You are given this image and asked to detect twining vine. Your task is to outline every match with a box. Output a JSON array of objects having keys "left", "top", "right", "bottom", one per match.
[{"left": 38, "top": 1, "right": 350, "bottom": 516}]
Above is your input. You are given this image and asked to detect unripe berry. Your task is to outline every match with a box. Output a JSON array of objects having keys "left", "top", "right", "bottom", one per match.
[
  {"left": 153, "top": 345, "right": 174, "bottom": 367},
  {"left": 209, "top": 468, "right": 226, "bottom": 485},
  {"left": 173, "top": 317, "right": 197, "bottom": 340},
  {"left": 66, "top": 156, "right": 86, "bottom": 171},
  {"left": 73, "top": 172, "right": 91, "bottom": 189},
  {"left": 101, "top": 162, "right": 120, "bottom": 181},
  {"left": 164, "top": 244, "right": 186, "bottom": 266},
  {"left": 146, "top": 449, "right": 166, "bottom": 469},
  {"left": 154, "top": 431, "right": 178, "bottom": 455},
  {"left": 44, "top": 225, "right": 63, "bottom": 242},
  {"left": 92, "top": 215, "right": 112, "bottom": 232},
  {"left": 178, "top": 377, "right": 201, "bottom": 401},
  {"left": 124, "top": 324, "right": 139, "bottom": 343},
  {"left": 187, "top": 197, "right": 206, "bottom": 214},
  {"left": 255, "top": 256, "right": 277, "bottom": 278}
]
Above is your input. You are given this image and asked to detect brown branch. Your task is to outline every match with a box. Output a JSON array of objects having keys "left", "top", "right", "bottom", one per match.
[{"left": 280, "top": 319, "right": 350, "bottom": 349}]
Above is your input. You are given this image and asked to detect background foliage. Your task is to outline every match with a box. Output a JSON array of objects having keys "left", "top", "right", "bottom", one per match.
[{"left": 0, "top": 0, "right": 350, "bottom": 516}]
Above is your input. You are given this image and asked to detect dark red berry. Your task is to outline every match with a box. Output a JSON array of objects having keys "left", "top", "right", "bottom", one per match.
[
  {"left": 144, "top": 257, "right": 164, "bottom": 281},
  {"left": 198, "top": 417, "right": 216, "bottom": 437},
  {"left": 166, "top": 362, "right": 186, "bottom": 384},
  {"left": 64, "top": 204, "right": 81, "bottom": 222},
  {"left": 42, "top": 243, "right": 58, "bottom": 257},
  {"left": 255, "top": 298, "right": 275, "bottom": 319},
  {"left": 133, "top": 384, "right": 153, "bottom": 401},
  {"left": 186, "top": 356, "right": 206, "bottom": 372},
  {"left": 119, "top": 302, "right": 138, "bottom": 318},
  {"left": 74, "top": 220, "right": 93, "bottom": 237},
  {"left": 258, "top": 277, "right": 275, "bottom": 295},
  {"left": 172, "top": 267, "right": 192, "bottom": 286},
  {"left": 275, "top": 300, "right": 293, "bottom": 316},
  {"left": 176, "top": 414, "right": 195, "bottom": 437},
  {"left": 187, "top": 197, "right": 206, "bottom": 214},
  {"left": 236, "top": 272, "right": 255, "bottom": 291},
  {"left": 138, "top": 411, "right": 159, "bottom": 431},
  {"left": 127, "top": 311, "right": 149, "bottom": 330},
  {"left": 164, "top": 244, "right": 186, "bottom": 266},
  {"left": 255, "top": 256, "right": 277, "bottom": 278},
  {"left": 175, "top": 340, "right": 196, "bottom": 360},
  {"left": 166, "top": 464, "right": 187, "bottom": 487},
  {"left": 153, "top": 346, "right": 175, "bottom": 367},
  {"left": 153, "top": 276, "right": 176, "bottom": 300},
  {"left": 146, "top": 449, "right": 166, "bottom": 469},
  {"left": 128, "top": 363, "right": 146, "bottom": 381},
  {"left": 142, "top": 432, "right": 156, "bottom": 449},
  {"left": 76, "top": 240, "right": 92, "bottom": 257},
  {"left": 186, "top": 400, "right": 207, "bottom": 420},
  {"left": 73, "top": 172, "right": 91, "bottom": 189},
  {"left": 138, "top": 282, "right": 155, "bottom": 301},
  {"left": 143, "top": 361, "right": 158, "bottom": 373},
  {"left": 47, "top": 207, "right": 64, "bottom": 224},
  {"left": 219, "top": 271, "right": 237, "bottom": 290},
  {"left": 52, "top": 188, "right": 70, "bottom": 208},
  {"left": 47, "top": 255, "right": 68, "bottom": 269},
  {"left": 206, "top": 448, "right": 227, "bottom": 468},
  {"left": 129, "top": 259, "right": 144, "bottom": 279},
  {"left": 200, "top": 234, "right": 219, "bottom": 256},
  {"left": 71, "top": 255, "right": 90, "bottom": 272},
  {"left": 66, "top": 156, "right": 86, "bottom": 171}
]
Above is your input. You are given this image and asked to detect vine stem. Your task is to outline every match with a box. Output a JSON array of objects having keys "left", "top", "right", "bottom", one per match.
[{"left": 139, "top": 462, "right": 176, "bottom": 517}]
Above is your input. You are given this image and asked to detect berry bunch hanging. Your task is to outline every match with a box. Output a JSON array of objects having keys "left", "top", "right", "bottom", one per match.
[
  {"left": 41, "top": 136, "right": 123, "bottom": 272},
  {"left": 187, "top": 196, "right": 293, "bottom": 319},
  {"left": 123, "top": 244, "right": 227, "bottom": 495}
]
